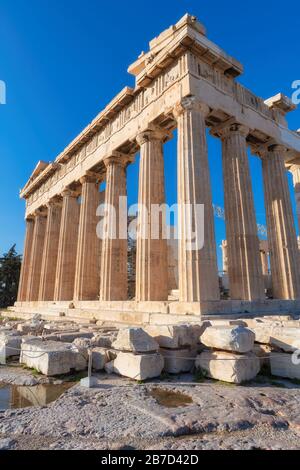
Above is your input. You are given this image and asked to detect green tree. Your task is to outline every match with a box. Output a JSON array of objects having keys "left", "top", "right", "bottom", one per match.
[{"left": 0, "top": 245, "right": 22, "bottom": 308}]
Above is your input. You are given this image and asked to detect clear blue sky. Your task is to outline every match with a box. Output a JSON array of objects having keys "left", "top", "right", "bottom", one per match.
[{"left": 0, "top": 0, "right": 299, "bottom": 268}]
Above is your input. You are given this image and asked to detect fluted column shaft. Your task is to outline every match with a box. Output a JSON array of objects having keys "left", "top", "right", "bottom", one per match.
[
  {"left": 173, "top": 96, "right": 219, "bottom": 302},
  {"left": 38, "top": 199, "right": 62, "bottom": 301},
  {"left": 216, "top": 123, "right": 264, "bottom": 300},
  {"left": 100, "top": 155, "right": 128, "bottom": 301},
  {"left": 289, "top": 165, "right": 300, "bottom": 232},
  {"left": 135, "top": 129, "right": 169, "bottom": 301},
  {"left": 54, "top": 190, "right": 80, "bottom": 301},
  {"left": 261, "top": 145, "right": 300, "bottom": 299},
  {"left": 17, "top": 217, "right": 35, "bottom": 302},
  {"left": 74, "top": 174, "right": 100, "bottom": 301},
  {"left": 26, "top": 210, "right": 47, "bottom": 301}
]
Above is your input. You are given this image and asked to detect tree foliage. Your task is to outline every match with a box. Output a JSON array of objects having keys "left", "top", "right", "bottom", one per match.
[{"left": 0, "top": 245, "right": 22, "bottom": 308}]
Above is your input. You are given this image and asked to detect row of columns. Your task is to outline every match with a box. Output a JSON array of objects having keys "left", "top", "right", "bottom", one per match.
[{"left": 18, "top": 96, "right": 300, "bottom": 304}]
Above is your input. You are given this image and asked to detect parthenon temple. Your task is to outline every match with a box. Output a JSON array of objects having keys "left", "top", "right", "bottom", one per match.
[{"left": 12, "top": 14, "right": 300, "bottom": 324}]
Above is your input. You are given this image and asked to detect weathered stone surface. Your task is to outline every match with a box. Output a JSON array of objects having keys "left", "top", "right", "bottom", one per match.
[
  {"left": 270, "top": 327, "right": 300, "bottom": 353},
  {"left": 160, "top": 348, "right": 194, "bottom": 374},
  {"left": 270, "top": 352, "right": 300, "bottom": 379},
  {"left": 17, "top": 320, "right": 44, "bottom": 335},
  {"left": 20, "top": 339, "right": 87, "bottom": 376},
  {"left": 200, "top": 326, "right": 255, "bottom": 353},
  {"left": 253, "top": 343, "right": 272, "bottom": 368},
  {"left": 108, "top": 352, "right": 164, "bottom": 380},
  {"left": 112, "top": 328, "right": 159, "bottom": 353},
  {"left": 91, "top": 348, "right": 111, "bottom": 371},
  {"left": 196, "top": 350, "right": 260, "bottom": 384},
  {"left": 145, "top": 324, "right": 203, "bottom": 349},
  {"left": 92, "top": 332, "right": 118, "bottom": 348},
  {"left": 0, "top": 332, "right": 22, "bottom": 358}
]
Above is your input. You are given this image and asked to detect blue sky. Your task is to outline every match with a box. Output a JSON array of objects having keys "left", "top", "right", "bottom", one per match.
[{"left": 0, "top": 0, "right": 299, "bottom": 268}]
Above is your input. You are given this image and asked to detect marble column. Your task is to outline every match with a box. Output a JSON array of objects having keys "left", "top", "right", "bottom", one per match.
[
  {"left": 135, "top": 128, "right": 169, "bottom": 301},
  {"left": 74, "top": 173, "right": 100, "bottom": 301},
  {"left": 259, "top": 144, "right": 300, "bottom": 299},
  {"left": 17, "top": 217, "right": 35, "bottom": 302},
  {"left": 38, "top": 198, "right": 62, "bottom": 301},
  {"left": 100, "top": 153, "right": 128, "bottom": 301},
  {"left": 173, "top": 96, "right": 219, "bottom": 302},
  {"left": 220, "top": 240, "right": 228, "bottom": 273},
  {"left": 289, "top": 165, "right": 300, "bottom": 232},
  {"left": 213, "top": 122, "right": 264, "bottom": 300},
  {"left": 26, "top": 209, "right": 47, "bottom": 301},
  {"left": 54, "top": 189, "right": 80, "bottom": 301}
]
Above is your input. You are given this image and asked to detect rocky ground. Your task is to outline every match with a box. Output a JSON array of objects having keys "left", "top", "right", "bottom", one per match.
[{"left": 1, "top": 366, "right": 300, "bottom": 450}]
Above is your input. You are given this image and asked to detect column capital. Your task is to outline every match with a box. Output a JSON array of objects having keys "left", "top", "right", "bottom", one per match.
[
  {"left": 103, "top": 151, "right": 134, "bottom": 169},
  {"left": 173, "top": 96, "right": 210, "bottom": 119},
  {"left": 251, "top": 141, "right": 288, "bottom": 159},
  {"left": 61, "top": 188, "right": 79, "bottom": 198},
  {"left": 47, "top": 196, "right": 63, "bottom": 209},
  {"left": 136, "top": 126, "right": 172, "bottom": 146},
  {"left": 34, "top": 207, "right": 47, "bottom": 218},
  {"left": 210, "top": 118, "right": 250, "bottom": 139},
  {"left": 79, "top": 171, "right": 100, "bottom": 185}
]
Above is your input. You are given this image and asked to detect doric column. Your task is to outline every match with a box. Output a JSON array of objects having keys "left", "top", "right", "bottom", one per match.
[
  {"left": 258, "top": 144, "right": 300, "bottom": 299},
  {"left": 259, "top": 240, "right": 269, "bottom": 275},
  {"left": 220, "top": 240, "right": 228, "bottom": 273},
  {"left": 38, "top": 198, "right": 62, "bottom": 301},
  {"left": 26, "top": 209, "right": 47, "bottom": 301},
  {"left": 173, "top": 96, "right": 219, "bottom": 302},
  {"left": 74, "top": 173, "right": 100, "bottom": 301},
  {"left": 135, "top": 128, "right": 169, "bottom": 301},
  {"left": 17, "top": 216, "right": 35, "bottom": 302},
  {"left": 100, "top": 153, "right": 129, "bottom": 301},
  {"left": 289, "top": 165, "right": 300, "bottom": 232},
  {"left": 54, "top": 189, "right": 80, "bottom": 301},
  {"left": 212, "top": 122, "right": 264, "bottom": 300}
]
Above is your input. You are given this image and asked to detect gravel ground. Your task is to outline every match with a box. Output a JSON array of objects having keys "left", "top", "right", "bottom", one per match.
[{"left": 1, "top": 367, "right": 300, "bottom": 450}]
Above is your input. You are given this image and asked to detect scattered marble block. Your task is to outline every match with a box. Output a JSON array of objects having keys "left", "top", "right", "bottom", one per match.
[
  {"left": 108, "top": 352, "right": 164, "bottom": 381},
  {"left": 160, "top": 348, "right": 194, "bottom": 374},
  {"left": 0, "top": 332, "right": 22, "bottom": 359},
  {"left": 91, "top": 347, "right": 114, "bottom": 371},
  {"left": 270, "top": 327, "right": 300, "bottom": 353},
  {"left": 145, "top": 324, "right": 203, "bottom": 349},
  {"left": 195, "top": 351, "right": 260, "bottom": 384},
  {"left": 112, "top": 328, "right": 159, "bottom": 353},
  {"left": 270, "top": 352, "right": 300, "bottom": 379},
  {"left": 20, "top": 339, "right": 87, "bottom": 376},
  {"left": 248, "top": 325, "right": 273, "bottom": 344},
  {"left": 92, "top": 332, "right": 118, "bottom": 348},
  {"left": 200, "top": 326, "right": 255, "bottom": 353}
]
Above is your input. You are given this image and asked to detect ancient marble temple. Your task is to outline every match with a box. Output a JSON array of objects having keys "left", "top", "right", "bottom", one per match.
[{"left": 13, "top": 14, "right": 300, "bottom": 324}]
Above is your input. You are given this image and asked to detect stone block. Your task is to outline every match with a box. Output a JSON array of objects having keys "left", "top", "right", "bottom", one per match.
[
  {"left": 270, "top": 327, "right": 300, "bottom": 353},
  {"left": 145, "top": 324, "right": 204, "bottom": 349},
  {"left": 160, "top": 348, "right": 194, "bottom": 374},
  {"left": 0, "top": 332, "right": 22, "bottom": 358},
  {"left": 91, "top": 348, "right": 112, "bottom": 371},
  {"left": 20, "top": 339, "right": 87, "bottom": 376},
  {"left": 108, "top": 352, "right": 164, "bottom": 380},
  {"left": 112, "top": 328, "right": 159, "bottom": 353},
  {"left": 195, "top": 351, "right": 260, "bottom": 384},
  {"left": 199, "top": 325, "right": 255, "bottom": 353},
  {"left": 270, "top": 352, "right": 300, "bottom": 379},
  {"left": 92, "top": 332, "right": 118, "bottom": 348}
]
